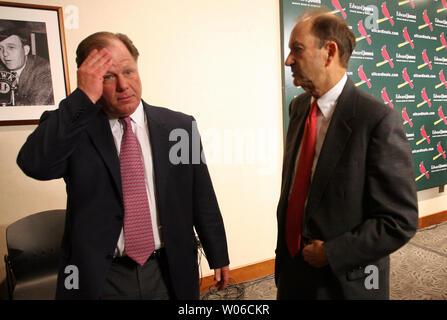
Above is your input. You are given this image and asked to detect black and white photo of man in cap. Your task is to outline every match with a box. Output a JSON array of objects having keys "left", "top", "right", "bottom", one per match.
[{"left": 0, "top": 20, "right": 54, "bottom": 106}]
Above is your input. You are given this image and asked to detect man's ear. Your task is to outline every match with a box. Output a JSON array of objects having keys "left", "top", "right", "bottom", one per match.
[
  {"left": 23, "top": 45, "right": 30, "bottom": 56},
  {"left": 324, "top": 41, "right": 338, "bottom": 66}
]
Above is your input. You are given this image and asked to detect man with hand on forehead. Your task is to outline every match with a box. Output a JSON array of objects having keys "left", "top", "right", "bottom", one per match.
[{"left": 17, "top": 32, "right": 229, "bottom": 300}]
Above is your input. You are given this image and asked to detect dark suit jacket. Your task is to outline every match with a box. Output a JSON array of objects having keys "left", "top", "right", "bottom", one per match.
[
  {"left": 17, "top": 89, "right": 229, "bottom": 299},
  {"left": 275, "top": 78, "right": 418, "bottom": 299},
  {"left": 0, "top": 55, "right": 54, "bottom": 106}
]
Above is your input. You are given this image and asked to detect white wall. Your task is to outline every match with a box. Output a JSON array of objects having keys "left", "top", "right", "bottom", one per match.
[{"left": 0, "top": 0, "right": 446, "bottom": 292}]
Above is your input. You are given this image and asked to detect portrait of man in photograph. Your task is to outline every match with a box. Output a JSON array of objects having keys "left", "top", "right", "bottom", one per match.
[{"left": 0, "top": 20, "right": 54, "bottom": 106}]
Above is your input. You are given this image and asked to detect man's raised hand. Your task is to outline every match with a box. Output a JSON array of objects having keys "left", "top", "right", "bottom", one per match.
[{"left": 77, "top": 48, "right": 113, "bottom": 103}]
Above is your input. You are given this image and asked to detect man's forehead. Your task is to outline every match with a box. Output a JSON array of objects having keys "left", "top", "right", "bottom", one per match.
[
  {"left": 294, "top": 18, "right": 312, "bottom": 34},
  {"left": 107, "top": 40, "right": 135, "bottom": 58},
  {"left": 106, "top": 55, "right": 138, "bottom": 73},
  {"left": 108, "top": 51, "right": 137, "bottom": 66},
  {"left": 289, "top": 20, "right": 312, "bottom": 45},
  {"left": 109, "top": 58, "right": 136, "bottom": 69}
]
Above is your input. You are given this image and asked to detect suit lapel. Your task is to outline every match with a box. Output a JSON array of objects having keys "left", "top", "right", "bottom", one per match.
[
  {"left": 277, "top": 94, "right": 311, "bottom": 229},
  {"left": 305, "top": 79, "right": 357, "bottom": 216},
  {"left": 144, "top": 102, "right": 170, "bottom": 216},
  {"left": 86, "top": 110, "right": 122, "bottom": 201}
]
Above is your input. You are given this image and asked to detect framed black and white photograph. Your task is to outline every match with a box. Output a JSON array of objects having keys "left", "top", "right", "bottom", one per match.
[{"left": 0, "top": 1, "right": 69, "bottom": 125}]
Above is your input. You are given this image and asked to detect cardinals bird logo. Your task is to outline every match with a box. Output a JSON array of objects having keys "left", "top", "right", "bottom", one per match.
[
  {"left": 356, "top": 65, "right": 372, "bottom": 88},
  {"left": 402, "top": 108, "right": 413, "bottom": 127},
  {"left": 433, "top": 142, "right": 447, "bottom": 160},
  {"left": 357, "top": 20, "right": 372, "bottom": 45},
  {"left": 434, "top": 106, "right": 447, "bottom": 125},
  {"left": 419, "top": 9, "right": 433, "bottom": 31},
  {"left": 415, "top": 161, "right": 430, "bottom": 182},
  {"left": 416, "top": 125, "right": 431, "bottom": 145},
  {"left": 436, "top": 32, "right": 447, "bottom": 51},
  {"left": 399, "top": 27, "right": 414, "bottom": 49},
  {"left": 381, "top": 88, "right": 394, "bottom": 108},
  {"left": 398, "top": 68, "right": 414, "bottom": 89},
  {"left": 380, "top": 2, "right": 394, "bottom": 26},
  {"left": 399, "top": 0, "right": 414, "bottom": 9},
  {"left": 417, "top": 88, "right": 431, "bottom": 108},
  {"left": 417, "top": 49, "right": 432, "bottom": 70},
  {"left": 331, "top": 0, "right": 347, "bottom": 19},
  {"left": 398, "top": 0, "right": 415, "bottom": 8},
  {"left": 438, "top": 0, "right": 447, "bottom": 13},
  {"left": 435, "top": 70, "right": 447, "bottom": 89},
  {"left": 377, "top": 45, "right": 394, "bottom": 68}
]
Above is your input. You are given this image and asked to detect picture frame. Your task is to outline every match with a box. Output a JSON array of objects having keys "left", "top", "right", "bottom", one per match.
[{"left": 0, "top": 1, "right": 70, "bottom": 125}]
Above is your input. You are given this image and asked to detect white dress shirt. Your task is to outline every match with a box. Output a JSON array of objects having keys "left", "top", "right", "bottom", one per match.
[
  {"left": 11, "top": 60, "right": 26, "bottom": 83},
  {"left": 109, "top": 101, "right": 163, "bottom": 256},
  {"left": 290, "top": 73, "right": 348, "bottom": 197}
]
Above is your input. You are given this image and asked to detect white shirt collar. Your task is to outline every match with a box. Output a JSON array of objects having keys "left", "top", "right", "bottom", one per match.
[
  {"left": 312, "top": 73, "right": 347, "bottom": 119},
  {"left": 109, "top": 101, "right": 144, "bottom": 129},
  {"left": 129, "top": 101, "right": 145, "bottom": 129}
]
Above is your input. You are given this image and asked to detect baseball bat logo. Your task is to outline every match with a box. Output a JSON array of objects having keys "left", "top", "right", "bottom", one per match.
[
  {"left": 433, "top": 142, "right": 447, "bottom": 160},
  {"left": 357, "top": 20, "right": 372, "bottom": 45},
  {"left": 415, "top": 161, "right": 430, "bottom": 181},
  {"left": 438, "top": 0, "right": 447, "bottom": 13},
  {"left": 398, "top": 68, "right": 414, "bottom": 88},
  {"left": 331, "top": 0, "right": 347, "bottom": 19},
  {"left": 399, "top": 27, "right": 414, "bottom": 48},
  {"left": 379, "top": 2, "right": 394, "bottom": 26},
  {"left": 435, "top": 70, "right": 447, "bottom": 89},
  {"left": 436, "top": 32, "right": 447, "bottom": 51},
  {"left": 377, "top": 45, "right": 394, "bottom": 67},
  {"left": 417, "top": 49, "right": 432, "bottom": 70},
  {"left": 434, "top": 106, "right": 447, "bottom": 125},
  {"left": 356, "top": 65, "right": 372, "bottom": 88},
  {"left": 417, "top": 88, "right": 431, "bottom": 108},
  {"left": 418, "top": 9, "right": 433, "bottom": 31},
  {"left": 398, "top": 0, "right": 415, "bottom": 9},
  {"left": 381, "top": 87, "right": 394, "bottom": 108},
  {"left": 402, "top": 107, "right": 413, "bottom": 127},
  {"left": 416, "top": 125, "right": 430, "bottom": 145}
]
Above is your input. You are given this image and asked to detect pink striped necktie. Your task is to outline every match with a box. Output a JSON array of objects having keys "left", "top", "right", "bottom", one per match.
[{"left": 119, "top": 116, "right": 155, "bottom": 265}]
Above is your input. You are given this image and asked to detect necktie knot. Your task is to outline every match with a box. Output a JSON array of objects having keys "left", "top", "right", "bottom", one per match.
[
  {"left": 11, "top": 71, "right": 18, "bottom": 87},
  {"left": 120, "top": 116, "right": 132, "bottom": 130},
  {"left": 310, "top": 100, "right": 318, "bottom": 118}
]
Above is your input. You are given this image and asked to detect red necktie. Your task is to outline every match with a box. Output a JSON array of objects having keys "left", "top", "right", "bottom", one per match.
[
  {"left": 286, "top": 101, "right": 318, "bottom": 258},
  {"left": 120, "top": 116, "right": 155, "bottom": 265}
]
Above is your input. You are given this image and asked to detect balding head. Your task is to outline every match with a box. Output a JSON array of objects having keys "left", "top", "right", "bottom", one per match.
[
  {"left": 76, "top": 32, "right": 139, "bottom": 68},
  {"left": 300, "top": 10, "right": 356, "bottom": 68}
]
